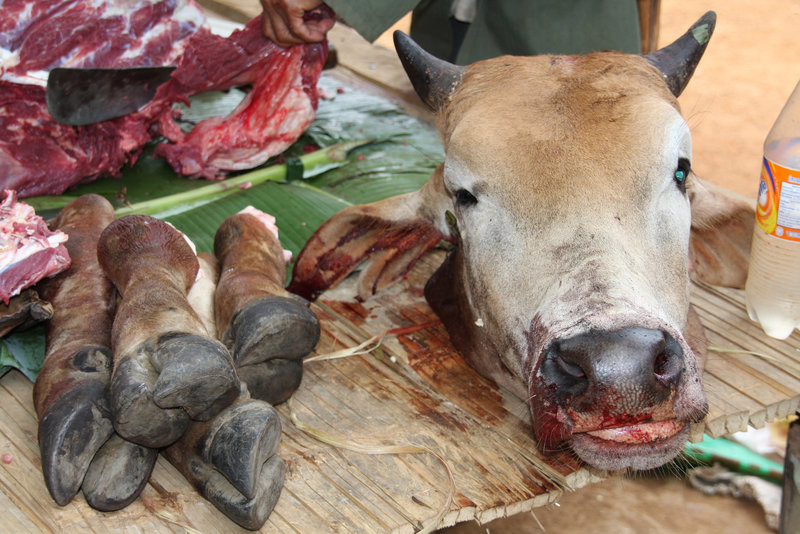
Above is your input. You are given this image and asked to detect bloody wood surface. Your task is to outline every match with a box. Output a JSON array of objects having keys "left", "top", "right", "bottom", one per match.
[
  {"left": 1, "top": 2, "right": 798, "bottom": 532},
  {"left": 0, "top": 249, "right": 798, "bottom": 533}
]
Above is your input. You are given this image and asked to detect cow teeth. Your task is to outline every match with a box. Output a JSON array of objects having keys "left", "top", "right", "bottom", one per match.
[{"left": 586, "top": 420, "right": 684, "bottom": 443}]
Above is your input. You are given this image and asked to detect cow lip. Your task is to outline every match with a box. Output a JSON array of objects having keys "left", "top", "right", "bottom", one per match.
[
  {"left": 578, "top": 419, "right": 684, "bottom": 444},
  {"left": 569, "top": 420, "right": 690, "bottom": 471}
]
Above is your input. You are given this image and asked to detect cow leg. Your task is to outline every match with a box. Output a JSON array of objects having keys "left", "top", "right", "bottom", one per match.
[
  {"left": 163, "top": 393, "right": 284, "bottom": 530},
  {"left": 214, "top": 211, "right": 320, "bottom": 401},
  {"left": 98, "top": 216, "right": 240, "bottom": 448}
]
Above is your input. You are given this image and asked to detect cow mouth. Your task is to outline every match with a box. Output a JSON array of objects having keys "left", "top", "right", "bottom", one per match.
[
  {"left": 570, "top": 419, "right": 689, "bottom": 471},
  {"left": 582, "top": 418, "right": 684, "bottom": 443}
]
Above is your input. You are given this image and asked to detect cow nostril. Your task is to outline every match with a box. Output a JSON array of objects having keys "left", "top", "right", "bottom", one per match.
[
  {"left": 556, "top": 355, "right": 585, "bottom": 379},
  {"left": 541, "top": 343, "right": 589, "bottom": 398},
  {"left": 653, "top": 335, "right": 683, "bottom": 387}
]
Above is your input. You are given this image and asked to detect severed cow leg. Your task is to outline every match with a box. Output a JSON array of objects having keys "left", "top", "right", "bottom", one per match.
[
  {"left": 214, "top": 208, "right": 319, "bottom": 403},
  {"left": 164, "top": 252, "right": 286, "bottom": 530},
  {"left": 34, "top": 195, "right": 156, "bottom": 509},
  {"left": 33, "top": 194, "right": 117, "bottom": 505},
  {"left": 163, "top": 391, "right": 284, "bottom": 529},
  {"left": 97, "top": 215, "right": 240, "bottom": 448}
]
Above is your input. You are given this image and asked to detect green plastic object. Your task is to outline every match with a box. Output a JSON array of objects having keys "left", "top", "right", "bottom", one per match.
[{"left": 684, "top": 434, "right": 784, "bottom": 483}]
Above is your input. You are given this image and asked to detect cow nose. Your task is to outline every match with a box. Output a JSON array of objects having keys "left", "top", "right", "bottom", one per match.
[{"left": 541, "top": 328, "right": 684, "bottom": 410}]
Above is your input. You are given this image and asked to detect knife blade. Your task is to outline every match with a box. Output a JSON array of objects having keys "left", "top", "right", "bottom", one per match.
[{"left": 46, "top": 66, "right": 176, "bottom": 126}]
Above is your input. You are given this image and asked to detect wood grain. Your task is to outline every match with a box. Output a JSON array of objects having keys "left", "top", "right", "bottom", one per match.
[{"left": 0, "top": 249, "right": 797, "bottom": 532}]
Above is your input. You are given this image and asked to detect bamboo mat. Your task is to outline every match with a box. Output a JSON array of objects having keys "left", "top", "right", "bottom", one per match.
[
  {"left": 0, "top": 249, "right": 798, "bottom": 533},
  {"left": 2, "top": 4, "right": 798, "bottom": 530}
]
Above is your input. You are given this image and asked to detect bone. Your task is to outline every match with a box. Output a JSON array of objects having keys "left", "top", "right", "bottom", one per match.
[
  {"left": 188, "top": 252, "right": 220, "bottom": 336},
  {"left": 213, "top": 210, "right": 319, "bottom": 401},
  {"left": 97, "top": 215, "right": 240, "bottom": 448},
  {"left": 33, "top": 194, "right": 118, "bottom": 506}
]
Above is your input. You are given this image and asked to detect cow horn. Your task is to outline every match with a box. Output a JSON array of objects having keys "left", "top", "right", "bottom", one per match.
[
  {"left": 393, "top": 30, "right": 465, "bottom": 111},
  {"left": 644, "top": 11, "right": 716, "bottom": 97}
]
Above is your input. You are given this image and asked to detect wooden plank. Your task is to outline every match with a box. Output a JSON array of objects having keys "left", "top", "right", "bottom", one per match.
[
  {"left": 1, "top": 253, "right": 796, "bottom": 532},
  {"left": 691, "top": 281, "right": 800, "bottom": 430}
]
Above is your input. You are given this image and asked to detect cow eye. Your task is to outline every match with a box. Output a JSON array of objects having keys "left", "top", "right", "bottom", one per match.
[
  {"left": 674, "top": 158, "right": 691, "bottom": 192},
  {"left": 455, "top": 188, "right": 478, "bottom": 207}
]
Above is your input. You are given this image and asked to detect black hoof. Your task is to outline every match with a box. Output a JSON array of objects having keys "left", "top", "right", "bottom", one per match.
[
  {"left": 225, "top": 297, "right": 320, "bottom": 367},
  {"left": 81, "top": 433, "right": 158, "bottom": 512},
  {"left": 111, "top": 352, "right": 189, "bottom": 448},
  {"left": 205, "top": 400, "right": 282, "bottom": 498},
  {"left": 239, "top": 359, "right": 303, "bottom": 405},
  {"left": 152, "top": 334, "right": 240, "bottom": 421},
  {"left": 38, "top": 378, "right": 114, "bottom": 506},
  {"left": 201, "top": 455, "right": 285, "bottom": 530}
]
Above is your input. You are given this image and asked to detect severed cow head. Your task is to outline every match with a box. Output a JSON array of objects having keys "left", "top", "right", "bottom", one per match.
[{"left": 289, "top": 12, "right": 755, "bottom": 471}]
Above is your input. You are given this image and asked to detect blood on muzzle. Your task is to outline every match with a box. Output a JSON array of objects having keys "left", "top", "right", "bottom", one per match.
[{"left": 540, "top": 327, "right": 684, "bottom": 411}]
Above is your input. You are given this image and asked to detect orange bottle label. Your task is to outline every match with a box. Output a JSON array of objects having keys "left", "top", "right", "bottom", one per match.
[{"left": 756, "top": 157, "right": 800, "bottom": 242}]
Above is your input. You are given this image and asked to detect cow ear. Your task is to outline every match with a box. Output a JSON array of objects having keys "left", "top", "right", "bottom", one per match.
[
  {"left": 688, "top": 177, "right": 755, "bottom": 288},
  {"left": 288, "top": 167, "right": 452, "bottom": 301}
]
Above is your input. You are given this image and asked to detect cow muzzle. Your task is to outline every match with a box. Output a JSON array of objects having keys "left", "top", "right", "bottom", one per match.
[{"left": 531, "top": 326, "right": 707, "bottom": 470}]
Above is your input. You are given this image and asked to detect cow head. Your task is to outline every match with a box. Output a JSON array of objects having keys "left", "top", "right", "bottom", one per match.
[{"left": 289, "top": 12, "right": 755, "bottom": 471}]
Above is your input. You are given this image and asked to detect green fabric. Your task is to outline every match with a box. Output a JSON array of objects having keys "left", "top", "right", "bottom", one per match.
[
  {"left": 409, "top": 0, "right": 456, "bottom": 61},
  {"left": 325, "top": 0, "right": 419, "bottom": 42},
  {"left": 328, "top": 0, "right": 641, "bottom": 62},
  {"left": 413, "top": 0, "right": 642, "bottom": 64},
  {"left": 457, "top": 0, "right": 641, "bottom": 62}
]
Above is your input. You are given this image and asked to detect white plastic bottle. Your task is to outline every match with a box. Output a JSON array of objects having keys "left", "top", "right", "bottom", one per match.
[{"left": 745, "top": 80, "right": 800, "bottom": 339}]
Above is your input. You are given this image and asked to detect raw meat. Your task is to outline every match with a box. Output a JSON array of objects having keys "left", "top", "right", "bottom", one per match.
[
  {"left": 0, "top": 0, "right": 327, "bottom": 197},
  {"left": 153, "top": 21, "right": 327, "bottom": 177},
  {"left": 0, "top": 0, "right": 209, "bottom": 197},
  {"left": 0, "top": 190, "right": 70, "bottom": 304}
]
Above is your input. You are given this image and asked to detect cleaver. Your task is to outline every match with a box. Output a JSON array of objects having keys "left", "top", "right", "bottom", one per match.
[{"left": 46, "top": 65, "right": 176, "bottom": 126}]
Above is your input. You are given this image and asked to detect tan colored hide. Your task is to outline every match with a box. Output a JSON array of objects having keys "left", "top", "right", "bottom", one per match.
[{"left": 290, "top": 12, "right": 754, "bottom": 472}]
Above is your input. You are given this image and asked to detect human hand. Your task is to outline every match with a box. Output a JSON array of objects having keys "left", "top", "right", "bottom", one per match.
[{"left": 260, "top": 0, "right": 336, "bottom": 47}]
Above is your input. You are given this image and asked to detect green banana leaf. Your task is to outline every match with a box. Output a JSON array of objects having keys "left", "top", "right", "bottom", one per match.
[{"left": 3, "top": 74, "right": 444, "bottom": 381}]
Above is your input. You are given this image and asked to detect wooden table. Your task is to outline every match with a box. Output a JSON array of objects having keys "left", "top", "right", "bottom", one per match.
[
  {"left": 1, "top": 4, "right": 798, "bottom": 532},
  {"left": 2, "top": 246, "right": 798, "bottom": 532}
]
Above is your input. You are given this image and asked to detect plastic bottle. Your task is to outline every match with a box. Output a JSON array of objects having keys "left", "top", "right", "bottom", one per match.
[{"left": 745, "top": 80, "right": 800, "bottom": 339}]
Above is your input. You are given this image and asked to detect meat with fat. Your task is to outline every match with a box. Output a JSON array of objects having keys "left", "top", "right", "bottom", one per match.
[
  {"left": 0, "top": 0, "right": 208, "bottom": 197},
  {"left": 0, "top": 190, "right": 70, "bottom": 303},
  {"left": 0, "top": 0, "right": 327, "bottom": 196}
]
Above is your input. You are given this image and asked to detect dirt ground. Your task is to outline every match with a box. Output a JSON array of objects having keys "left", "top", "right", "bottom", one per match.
[
  {"left": 664, "top": 0, "right": 799, "bottom": 201},
  {"left": 373, "top": 1, "right": 798, "bottom": 533}
]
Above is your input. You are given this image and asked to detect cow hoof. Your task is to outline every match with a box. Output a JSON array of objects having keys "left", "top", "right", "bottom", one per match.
[
  {"left": 37, "top": 378, "right": 114, "bottom": 506},
  {"left": 110, "top": 352, "right": 190, "bottom": 448},
  {"left": 201, "top": 455, "right": 286, "bottom": 530},
  {"left": 239, "top": 359, "right": 303, "bottom": 405},
  {"left": 204, "top": 399, "right": 282, "bottom": 498},
  {"left": 227, "top": 297, "right": 320, "bottom": 367},
  {"left": 81, "top": 433, "right": 158, "bottom": 512},
  {"left": 151, "top": 334, "right": 240, "bottom": 421}
]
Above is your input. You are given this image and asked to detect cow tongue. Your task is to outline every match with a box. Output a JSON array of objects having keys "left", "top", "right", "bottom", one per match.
[{"left": 585, "top": 419, "right": 684, "bottom": 444}]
